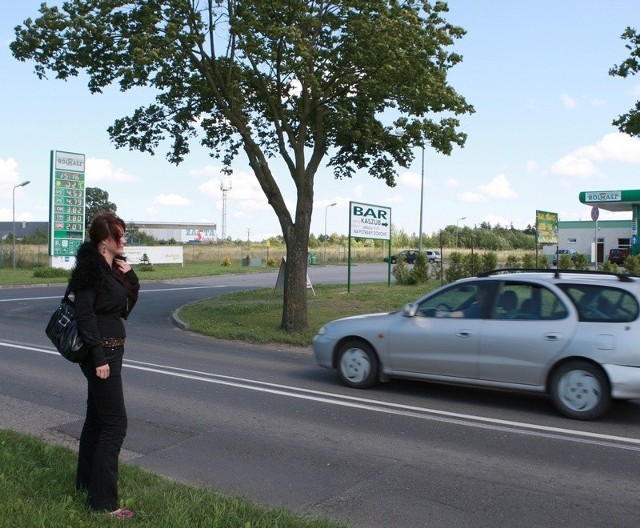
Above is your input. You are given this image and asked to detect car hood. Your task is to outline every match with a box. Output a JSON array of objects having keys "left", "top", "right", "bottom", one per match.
[{"left": 321, "top": 311, "right": 398, "bottom": 331}]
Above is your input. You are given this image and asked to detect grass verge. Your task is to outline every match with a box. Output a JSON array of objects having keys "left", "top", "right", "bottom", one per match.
[
  {"left": 0, "top": 429, "right": 349, "bottom": 528},
  {"left": 0, "top": 262, "right": 273, "bottom": 287},
  {"left": 178, "top": 282, "right": 439, "bottom": 346}
]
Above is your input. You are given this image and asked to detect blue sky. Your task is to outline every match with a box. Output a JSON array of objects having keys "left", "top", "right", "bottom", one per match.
[{"left": 1, "top": 1, "right": 640, "bottom": 242}]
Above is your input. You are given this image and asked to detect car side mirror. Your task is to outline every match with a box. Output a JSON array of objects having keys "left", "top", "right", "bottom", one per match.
[{"left": 403, "top": 303, "right": 418, "bottom": 317}]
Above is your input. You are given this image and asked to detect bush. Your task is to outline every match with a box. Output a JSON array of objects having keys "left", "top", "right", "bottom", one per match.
[
  {"left": 408, "top": 252, "right": 429, "bottom": 284},
  {"left": 445, "top": 252, "right": 466, "bottom": 283},
  {"left": 573, "top": 254, "right": 590, "bottom": 270},
  {"left": 392, "top": 255, "right": 411, "bottom": 284},
  {"left": 478, "top": 252, "right": 498, "bottom": 274},
  {"left": 221, "top": 256, "right": 232, "bottom": 266},
  {"left": 623, "top": 255, "right": 640, "bottom": 276},
  {"left": 32, "top": 267, "right": 69, "bottom": 278},
  {"left": 266, "top": 257, "right": 277, "bottom": 267}
]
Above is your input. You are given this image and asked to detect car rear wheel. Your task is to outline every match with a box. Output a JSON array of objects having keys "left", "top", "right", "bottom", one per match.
[
  {"left": 550, "top": 361, "right": 611, "bottom": 420},
  {"left": 337, "top": 340, "right": 379, "bottom": 389}
]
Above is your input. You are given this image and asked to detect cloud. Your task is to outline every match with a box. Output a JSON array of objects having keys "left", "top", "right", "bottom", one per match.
[
  {"left": 551, "top": 132, "right": 640, "bottom": 177},
  {"left": 0, "top": 157, "right": 21, "bottom": 192},
  {"left": 526, "top": 160, "right": 537, "bottom": 174},
  {"left": 398, "top": 170, "right": 422, "bottom": 189},
  {"left": 444, "top": 178, "right": 461, "bottom": 187},
  {"left": 86, "top": 158, "right": 137, "bottom": 183},
  {"left": 561, "top": 94, "right": 577, "bottom": 109},
  {"left": 458, "top": 191, "right": 487, "bottom": 202},
  {"left": 478, "top": 173, "right": 517, "bottom": 199},
  {"left": 154, "top": 194, "right": 191, "bottom": 206}
]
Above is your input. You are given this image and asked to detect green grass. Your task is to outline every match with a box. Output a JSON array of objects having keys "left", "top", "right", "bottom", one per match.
[
  {"left": 0, "top": 262, "right": 273, "bottom": 287},
  {"left": 178, "top": 282, "right": 439, "bottom": 346},
  {"left": 0, "top": 429, "right": 349, "bottom": 528}
]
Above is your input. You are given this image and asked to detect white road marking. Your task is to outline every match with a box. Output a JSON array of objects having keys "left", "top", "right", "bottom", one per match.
[{"left": 3, "top": 340, "right": 639, "bottom": 451}]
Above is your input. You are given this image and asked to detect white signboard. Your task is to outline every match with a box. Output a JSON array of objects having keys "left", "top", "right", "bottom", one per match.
[
  {"left": 585, "top": 191, "right": 622, "bottom": 202},
  {"left": 349, "top": 201, "right": 391, "bottom": 240},
  {"left": 124, "top": 246, "right": 184, "bottom": 265}
]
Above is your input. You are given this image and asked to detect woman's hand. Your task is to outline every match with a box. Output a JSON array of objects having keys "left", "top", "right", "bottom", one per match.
[
  {"left": 96, "top": 364, "right": 110, "bottom": 379},
  {"left": 114, "top": 257, "right": 132, "bottom": 274}
]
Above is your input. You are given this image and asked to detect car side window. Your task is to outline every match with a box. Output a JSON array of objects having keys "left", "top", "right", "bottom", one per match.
[
  {"left": 493, "top": 282, "right": 568, "bottom": 320},
  {"left": 417, "top": 281, "right": 495, "bottom": 319},
  {"left": 559, "top": 284, "right": 639, "bottom": 322}
]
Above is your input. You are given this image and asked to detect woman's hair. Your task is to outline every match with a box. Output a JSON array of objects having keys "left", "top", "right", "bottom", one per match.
[
  {"left": 88, "top": 211, "right": 137, "bottom": 304},
  {"left": 89, "top": 211, "right": 126, "bottom": 245}
]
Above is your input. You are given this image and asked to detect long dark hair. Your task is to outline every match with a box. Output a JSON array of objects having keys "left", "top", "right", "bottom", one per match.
[{"left": 89, "top": 211, "right": 137, "bottom": 304}]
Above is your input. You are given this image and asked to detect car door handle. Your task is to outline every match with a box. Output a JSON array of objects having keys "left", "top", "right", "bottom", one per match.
[
  {"left": 456, "top": 331, "right": 472, "bottom": 338},
  {"left": 544, "top": 333, "right": 561, "bottom": 341}
]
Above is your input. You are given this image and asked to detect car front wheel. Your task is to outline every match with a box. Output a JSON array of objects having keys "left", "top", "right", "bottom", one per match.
[
  {"left": 550, "top": 361, "right": 611, "bottom": 420},
  {"left": 337, "top": 340, "right": 379, "bottom": 389}
]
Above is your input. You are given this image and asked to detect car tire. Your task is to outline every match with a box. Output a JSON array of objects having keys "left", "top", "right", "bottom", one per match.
[
  {"left": 337, "top": 339, "right": 379, "bottom": 389},
  {"left": 549, "top": 361, "right": 611, "bottom": 420}
]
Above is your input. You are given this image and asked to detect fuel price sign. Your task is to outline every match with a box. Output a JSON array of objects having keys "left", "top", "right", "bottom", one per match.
[{"left": 49, "top": 150, "right": 86, "bottom": 257}]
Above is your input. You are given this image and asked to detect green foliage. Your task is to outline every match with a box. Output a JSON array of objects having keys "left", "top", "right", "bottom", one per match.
[
  {"left": 137, "top": 253, "right": 155, "bottom": 272},
  {"left": 609, "top": 27, "right": 640, "bottom": 137},
  {"left": 462, "top": 252, "right": 479, "bottom": 276},
  {"left": 221, "top": 257, "right": 232, "bottom": 267},
  {"left": 408, "top": 252, "right": 429, "bottom": 285},
  {"left": 85, "top": 187, "right": 117, "bottom": 227},
  {"left": 623, "top": 254, "right": 640, "bottom": 275},
  {"left": 32, "top": 267, "right": 69, "bottom": 278},
  {"left": 392, "top": 254, "right": 411, "bottom": 285},
  {"left": 478, "top": 252, "right": 498, "bottom": 274},
  {"left": 445, "top": 252, "right": 466, "bottom": 283},
  {"left": 521, "top": 253, "right": 536, "bottom": 268},
  {"left": 11, "top": 1, "right": 474, "bottom": 332},
  {"left": 0, "top": 429, "right": 348, "bottom": 527},
  {"left": 266, "top": 257, "right": 277, "bottom": 267},
  {"left": 573, "top": 253, "right": 590, "bottom": 270},
  {"left": 505, "top": 254, "right": 520, "bottom": 268},
  {"left": 558, "top": 254, "right": 574, "bottom": 269}
]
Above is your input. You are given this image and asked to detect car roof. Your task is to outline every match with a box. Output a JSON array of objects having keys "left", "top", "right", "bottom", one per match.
[{"left": 477, "top": 268, "right": 639, "bottom": 286}]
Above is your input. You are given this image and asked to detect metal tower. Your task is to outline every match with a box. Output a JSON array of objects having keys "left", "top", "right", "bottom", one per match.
[{"left": 220, "top": 179, "right": 232, "bottom": 241}]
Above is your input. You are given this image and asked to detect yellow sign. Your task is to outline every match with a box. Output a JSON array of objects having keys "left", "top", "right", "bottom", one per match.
[{"left": 536, "top": 210, "right": 558, "bottom": 245}]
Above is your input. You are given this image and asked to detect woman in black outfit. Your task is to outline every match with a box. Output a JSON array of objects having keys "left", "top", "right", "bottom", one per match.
[{"left": 69, "top": 212, "right": 139, "bottom": 519}]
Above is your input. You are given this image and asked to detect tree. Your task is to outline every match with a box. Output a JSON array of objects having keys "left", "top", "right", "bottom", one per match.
[
  {"left": 610, "top": 27, "right": 640, "bottom": 136},
  {"left": 85, "top": 187, "right": 117, "bottom": 227},
  {"left": 12, "top": 0, "right": 473, "bottom": 331}
]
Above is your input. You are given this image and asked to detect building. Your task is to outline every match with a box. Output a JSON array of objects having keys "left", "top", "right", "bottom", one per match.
[{"left": 0, "top": 221, "right": 217, "bottom": 244}]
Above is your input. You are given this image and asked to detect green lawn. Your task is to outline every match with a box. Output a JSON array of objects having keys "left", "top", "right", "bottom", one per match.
[{"left": 0, "top": 430, "right": 349, "bottom": 527}]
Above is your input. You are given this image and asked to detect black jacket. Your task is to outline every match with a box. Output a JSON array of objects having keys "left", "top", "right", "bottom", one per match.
[{"left": 69, "top": 242, "right": 139, "bottom": 368}]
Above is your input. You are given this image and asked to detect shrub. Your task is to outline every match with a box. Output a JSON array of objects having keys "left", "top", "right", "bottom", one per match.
[
  {"left": 221, "top": 256, "right": 232, "bottom": 266},
  {"left": 32, "top": 267, "right": 69, "bottom": 278},
  {"left": 409, "top": 252, "right": 429, "bottom": 284},
  {"left": 573, "top": 253, "right": 590, "bottom": 270},
  {"left": 478, "top": 252, "right": 498, "bottom": 274},
  {"left": 392, "top": 255, "right": 411, "bottom": 284},
  {"left": 266, "top": 257, "right": 277, "bottom": 267},
  {"left": 445, "top": 252, "right": 466, "bottom": 283}
]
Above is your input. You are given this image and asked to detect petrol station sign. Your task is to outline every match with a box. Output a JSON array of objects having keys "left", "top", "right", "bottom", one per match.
[{"left": 49, "top": 150, "right": 86, "bottom": 258}]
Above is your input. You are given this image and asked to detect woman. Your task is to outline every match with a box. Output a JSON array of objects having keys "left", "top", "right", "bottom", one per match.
[{"left": 69, "top": 211, "right": 139, "bottom": 519}]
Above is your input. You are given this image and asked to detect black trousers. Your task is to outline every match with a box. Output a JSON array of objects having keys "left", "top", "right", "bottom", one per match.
[{"left": 76, "top": 347, "right": 127, "bottom": 511}]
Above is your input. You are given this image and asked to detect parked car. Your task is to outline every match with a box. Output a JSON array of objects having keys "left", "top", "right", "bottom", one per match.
[
  {"left": 312, "top": 269, "right": 640, "bottom": 420},
  {"left": 425, "top": 249, "right": 442, "bottom": 263},
  {"left": 552, "top": 248, "right": 577, "bottom": 266},
  {"left": 608, "top": 248, "right": 629, "bottom": 265},
  {"left": 383, "top": 250, "right": 420, "bottom": 264},
  {"left": 383, "top": 249, "right": 440, "bottom": 264}
]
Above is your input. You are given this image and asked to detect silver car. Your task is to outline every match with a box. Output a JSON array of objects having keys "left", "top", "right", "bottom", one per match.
[{"left": 313, "top": 270, "right": 640, "bottom": 420}]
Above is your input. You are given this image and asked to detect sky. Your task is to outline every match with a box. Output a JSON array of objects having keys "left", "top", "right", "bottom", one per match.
[{"left": 1, "top": 1, "right": 640, "bottom": 242}]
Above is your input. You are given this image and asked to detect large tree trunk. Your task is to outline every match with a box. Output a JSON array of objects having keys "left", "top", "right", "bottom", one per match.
[{"left": 281, "top": 211, "right": 311, "bottom": 332}]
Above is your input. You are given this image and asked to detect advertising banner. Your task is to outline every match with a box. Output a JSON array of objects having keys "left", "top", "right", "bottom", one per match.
[{"left": 536, "top": 210, "right": 558, "bottom": 245}]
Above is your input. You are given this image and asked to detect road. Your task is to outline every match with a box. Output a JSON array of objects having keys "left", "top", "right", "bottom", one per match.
[{"left": 1, "top": 264, "right": 639, "bottom": 527}]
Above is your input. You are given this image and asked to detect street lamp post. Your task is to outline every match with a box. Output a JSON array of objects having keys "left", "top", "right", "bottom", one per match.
[
  {"left": 418, "top": 146, "right": 425, "bottom": 253},
  {"left": 12, "top": 180, "right": 30, "bottom": 269},
  {"left": 324, "top": 202, "right": 337, "bottom": 262},
  {"left": 456, "top": 216, "right": 466, "bottom": 250}
]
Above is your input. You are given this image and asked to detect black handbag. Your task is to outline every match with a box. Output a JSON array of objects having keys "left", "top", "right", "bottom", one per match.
[{"left": 45, "top": 285, "right": 88, "bottom": 363}]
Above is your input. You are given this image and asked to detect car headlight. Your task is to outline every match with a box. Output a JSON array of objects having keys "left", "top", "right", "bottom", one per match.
[{"left": 317, "top": 326, "right": 327, "bottom": 335}]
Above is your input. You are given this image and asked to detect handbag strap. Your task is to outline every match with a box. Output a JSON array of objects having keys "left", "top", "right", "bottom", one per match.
[{"left": 63, "top": 283, "right": 72, "bottom": 301}]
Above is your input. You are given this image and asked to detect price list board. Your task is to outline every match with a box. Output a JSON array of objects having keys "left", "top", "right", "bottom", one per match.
[{"left": 49, "top": 151, "right": 86, "bottom": 257}]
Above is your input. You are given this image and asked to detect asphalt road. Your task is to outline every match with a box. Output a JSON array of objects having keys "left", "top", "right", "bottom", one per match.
[{"left": 1, "top": 264, "right": 640, "bottom": 527}]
